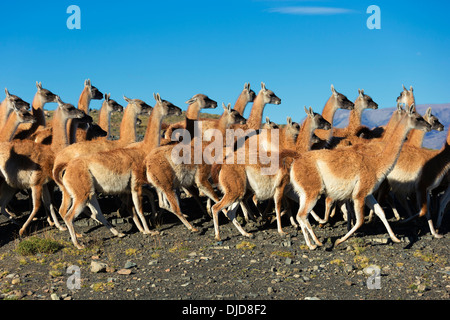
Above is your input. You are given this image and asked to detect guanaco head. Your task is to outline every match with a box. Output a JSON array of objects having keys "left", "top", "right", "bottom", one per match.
[
  {"left": 243, "top": 83, "right": 256, "bottom": 103},
  {"left": 35, "top": 81, "right": 58, "bottom": 104},
  {"left": 355, "top": 89, "right": 378, "bottom": 110},
  {"left": 55, "top": 96, "right": 93, "bottom": 123},
  {"left": 154, "top": 93, "right": 182, "bottom": 117},
  {"left": 104, "top": 93, "right": 124, "bottom": 113},
  {"left": 123, "top": 96, "right": 153, "bottom": 115},
  {"left": 11, "top": 101, "right": 36, "bottom": 124},
  {"left": 304, "top": 106, "right": 332, "bottom": 130},
  {"left": 284, "top": 117, "right": 300, "bottom": 140},
  {"left": 185, "top": 94, "right": 218, "bottom": 109},
  {"left": 4, "top": 88, "right": 30, "bottom": 111},
  {"left": 423, "top": 107, "right": 444, "bottom": 132},
  {"left": 222, "top": 103, "right": 247, "bottom": 126},
  {"left": 404, "top": 104, "right": 431, "bottom": 133},
  {"left": 330, "top": 85, "right": 354, "bottom": 110},
  {"left": 397, "top": 85, "right": 415, "bottom": 108},
  {"left": 260, "top": 82, "right": 281, "bottom": 105},
  {"left": 262, "top": 116, "right": 279, "bottom": 129},
  {"left": 84, "top": 79, "right": 103, "bottom": 100}
]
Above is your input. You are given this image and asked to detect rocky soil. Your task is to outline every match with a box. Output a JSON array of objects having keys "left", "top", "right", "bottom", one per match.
[{"left": 0, "top": 192, "right": 448, "bottom": 303}]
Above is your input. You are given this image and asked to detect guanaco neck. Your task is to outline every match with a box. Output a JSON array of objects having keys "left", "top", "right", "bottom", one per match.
[
  {"left": 51, "top": 112, "right": 72, "bottom": 153},
  {"left": 78, "top": 87, "right": 91, "bottom": 114},
  {"left": 118, "top": 104, "right": 139, "bottom": 144},
  {"left": 0, "top": 99, "right": 13, "bottom": 128},
  {"left": 246, "top": 91, "right": 266, "bottom": 130},
  {"left": 66, "top": 87, "right": 92, "bottom": 144},
  {"left": 98, "top": 102, "right": 112, "bottom": 140},
  {"left": 405, "top": 128, "right": 426, "bottom": 148},
  {"left": 31, "top": 93, "right": 46, "bottom": 128},
  {"left": 141, "top": 104, "right": 165, "bottom": 151},
  {"left": 296, "top": 118, "right": 315, "bottom": 152},
  {"left": 13, "top": 93, "right": 47, "bottom": 140},
  {"left": 279, "top": 127, "right": 297, "bottom": 151},
  {"left": 375, "top": 116, "right": 413, "bottom": 176},
  {"left": 0, "top": 112, "right": 23, "bottom": 142},
  {"left": 233, "top": 90, "right": 250, "bottom": 116},
  {"left": 346, "top": 107, "right": 364, "bottom": 135},
  {"left": 185, "top": 100, "right": 203, "bottom": 139}
]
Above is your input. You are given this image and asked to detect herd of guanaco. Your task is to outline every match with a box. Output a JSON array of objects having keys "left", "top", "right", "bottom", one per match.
[{"left": 0, "top": 80, "right": 448, "bottom": 250}]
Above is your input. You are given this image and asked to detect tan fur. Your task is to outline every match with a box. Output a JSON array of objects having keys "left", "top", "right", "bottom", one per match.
[
  {"left": 414, "top": 127, "right": 450, "bottom": 237},
  {"left": 0, "top": 89, "right": 30, "bottom": 128},
  {"left": 0, "top": 106, "right": 35, "bottom": 142},
  {"left": 312, "top": 85, "right": 354, "bottom": 147},
  {"left": 164, "top": 83, "right": 255, "bottom": 140},
  {"left": 289, "top": 106, "right": 431, "bottom": 249},
  {"left": 211, "top": 107, "right": 330, "bottom": 239},
  {"left": 0, "top": 98, "right": 90, "bottom": 235},
  {"left": 145, "top": 101, "right": 246, "bottom": 239},
  {"left": 60, "top": 94, "right": 179, "bottom": 249},
  {"left": 13, "top": 82, "right": 57, "bottom": 140}
]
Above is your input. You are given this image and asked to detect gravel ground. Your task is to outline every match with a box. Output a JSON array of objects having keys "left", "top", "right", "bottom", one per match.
[{"left": 0, "top": 191, "right": 449, "bottom": 304}]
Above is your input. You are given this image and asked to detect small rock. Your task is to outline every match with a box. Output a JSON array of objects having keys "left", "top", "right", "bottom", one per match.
[
  {"left": 124, "top": 260, "right": 137, "bottom": 269},
  {"left": 50, "top": 293, "right": 60, "bottom": 300},
  {"left": 11, "top": 278, "right": 20, "bottom": 285},
  {"left": 304, "top": 297, "right": 320, "bottom": 300},
  {"left": 91, "top": 261, "right": 108, "bottom": 273},
  {"left": 285, "top": 258, "right": 293, "bottom": 265},
  {"left": 148, "top": 260, "right": 158, "bottom": 266},
  {"left": 267, "top": 287, "right": 274, "bottom": 294},
  {"left": 344, "top": 280, "right": 354, "bottom": 286},
  {"left": 117, "top": 269, "right": 132, "bottom": 275}
]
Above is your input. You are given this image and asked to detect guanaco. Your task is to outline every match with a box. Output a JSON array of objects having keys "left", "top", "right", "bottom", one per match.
[
  {"left": 164, "top": 83, "right": 255, "bottom": 141},
  {"left": 94, "top": 93, "right": 124, "bottom": 140},
  {"left": 210, "top": 107, "right": 331, "bottom": 240},
  {"left": 53, "top": 96, "right": 152, "bottom": 224},
  {"left": 0, "top": 104, "right": 36, "bottom": 142},
  {"left": 0, "top": 97, "right": 92, "bottom": 235},
  {"left": 145, "top": 102, "right": 246, "bottom": 236},
  {"left": 59, "top": 94, "right": 181, "bottom": 249},
  {"left": 413, "top": 122, "right": 450, "bottom": 238},
  {"left": 13, "top": 82, "right": 58, "bottom": 140},
  {"left": 0, "top": 88, "right": 31, "bottom": 127},
  {"left": 289, "top": 104, "right": 431, "bottom": 249},
  {"left": 312, "top": 85, "right": 354, "bottom": 148}
]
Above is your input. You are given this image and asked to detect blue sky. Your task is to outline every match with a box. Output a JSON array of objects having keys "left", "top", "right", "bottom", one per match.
[{"left": 1, "top": 0, "right": 449, "bottom": 124}]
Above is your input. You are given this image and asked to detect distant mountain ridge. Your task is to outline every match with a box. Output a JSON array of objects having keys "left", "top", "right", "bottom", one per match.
[{"left": 333, "top": 103, "right": 450, "bottom": 150}]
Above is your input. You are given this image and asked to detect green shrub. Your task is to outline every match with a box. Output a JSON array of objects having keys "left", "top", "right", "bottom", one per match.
[{"left": 16, "top": 237, "right": 63, "bottom": 256}]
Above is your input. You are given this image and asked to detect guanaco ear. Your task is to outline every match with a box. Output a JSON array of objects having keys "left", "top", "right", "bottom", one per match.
[
  {"left": 154, "top": 93, "right": 162, "bottom": 103},
  {"left": 36, "top": 81, "right": 42, "bottom": 91},
  {"left": 287, "top": 117, "right": 292, "bottom": 126},
  {"left": 358, "top": 89, "right": 364, "bottom": 96},
  {"left": 402, "top": 84, "right": 407, "bottom": 91},
  {"left": 425, "top": 107, "right": 432, "bottom": 118},
  {"left": 226, "top": 103, "right": 231, "bottom": 113},
  {"left": 266, "top": 116, "right": 270, "bottom": 124},
  {"left": 409, "top": 86, "right": 413, "bottom": 92},
  {"left": 123, "top": 95, "right": 132, "bottom": 104},
  {"left": 185, "top": 96, "right": 197, "bottom": 105},
  {"left": 308, "top": 106, "right": 314, "bottom": 118},
  {"left": 331, "top": 84, "right": 337, "bottom": 96},
  {"left": 261, "top": 82, "right": 267, "bottom": 92},
  {"left": 408, "top": 103, "right": 415, "bottom": 114},
  {"left": 85, "top": 79, "right": 91, "bottom": 87},
  {"left": 55, "top": 96, "right": 63, "bottom": 106},
  {"left": 244, "top": 83, "right": 249, "bottom": 90},
  {"left": 5, "top": 88, "right": 10, "bottom": 98}
]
